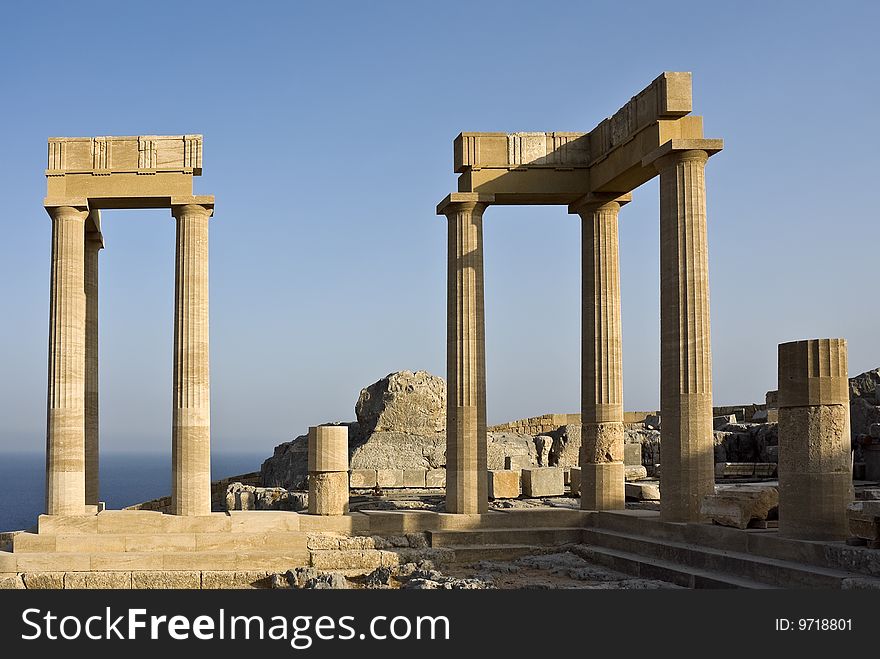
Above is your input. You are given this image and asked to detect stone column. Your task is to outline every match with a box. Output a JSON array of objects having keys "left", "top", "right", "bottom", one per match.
[
  {"left": 171, "top": 203, "right": 213, "bottom": 516},
  {"left": 308, "top": 425, "right": 349, "bottom": 515},
  {"left": 655, "top": 149, "right": 715, "bottom": 522},
  {"left": 571, "top": 194, "right": 630, "bottom": 510},
  {"left": 437, "top": 193, "right": 493, "bottom": 514},
  {"left": 84, "top": 218, "right": 102, "bottom": 507},
  {"left": 45, "top": 205, "right": 89, "bottom": 516},
  {"left": 777, "top": 339, "right": 852, "bottom": 540}
]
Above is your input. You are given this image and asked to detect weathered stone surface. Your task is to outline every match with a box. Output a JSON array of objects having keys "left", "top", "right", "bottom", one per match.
[
  {"left": 226, "top": 482, "right": 306, "bottom": 511},
  {"left": 535, "top": 435, "right": 553, "bottom": 467},
  {"left": 22, "top": 572, "right": 64, "bottom": 589},
  {"left": 202, "top": 571, "right": 272, "bottom": 589},
  {"left": 310, "top": 549, "right": 388, "bottom": 570},
  {"left": 847, "top": 501, "right": 880, "bottom": 541},
  {"left": 0, "top": 574, "right": 25, "bottom": 589},
  {"left": 569, "top": 467, "right": 581, "bottom": 496},
  {"left": 64, "top": 572, "right": 131, "bottom": 589},
  {"left": 522, "top": 468, "right": 564, "bottom": 498},
  {"left": 377, "top": 469, "right": 404, "bottom": 488},
  {"left": 582, "top": 423, "right": 625, "bottom": 463},
  {"left": 549, "top": 424, "right": 580, "bottom": 468},
  {"left": 504, "top": 454, "right": 532, "bottom": 471},
  {"left": 624, "top": 465, "right": 648, "bottom": 481},
  {"left": 850, "top": 369, "right": 880, "bottom": 401},
  {"left": 488, "top": 470, "right": 521, "bottom": 499},
  {"left": 426, "top": 469, "right": 446, "bottom": 488},
  {"left": 131, "top": 571, "right": 201, "bottom": 589},
  {"left": 488, "top": 433, "right": 536, "bottom": 470},
  {"left": 356, "top": 371, "right": 446, "bottom": 436},
  {"left": 624, "top": 443, "right": 642, "bottom": 466},
  {"left": 625, "top": 481, "right": 660, "bottom": 501},
  {"left": 701, "top": 485, "right": 778, "bottom": 529},
  {"left": 309, "top": 471, "right": 349, "bottom": 515},
  {"left": 403, "top": 469, "right": 427, "bottom": 488},
  {"left": 350, "top": 469, "right": 377, "bottom": 488}
]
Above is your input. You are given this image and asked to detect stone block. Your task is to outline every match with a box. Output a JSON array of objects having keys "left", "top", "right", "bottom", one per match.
[
  {"left": 310, "top": 549, "right": 385, "bottom": 570},
  {"left": 701, "top": 486, "right": 778, "bottom": 529},
  {"left": 22, "top": 572, "right": 65, "bottom": 589},
  {"left": 0, "top": 573, "right": 25, "bottom": 589},
  {"left": 713, "top": 414, "right": 736, "bottom": 430},
  {"left": 488, "top": 470, "right": 521, "bottom": 499},
  {"left": 309, "top": 471, "right": 349, "bottom": 516},
  {"left": 308, "top": 425, "right": 349, "bottom": 473},
  {"left": 201, "top": 571, "right": 272, "bottom": 589},
  {"left": 402, "top": 469, "right": 427, "bottom": 488},
  {"left": 569, "top": 467, "right": 581, "bottom": 496},
  {"left": 64, "top": 572, "right": 132, "bottom": 589},
  {"left": 504, "top": 455, "right": 531, "bottom": 470},
  {"left": 131, "top": 571, "right": 201, "bottom": 589},
  {"left": 624, "top": 465, "right": 648, "bottom": 481},
  {"left": 426, "top": 469, "right": 446, "bottom": 488},
  {"left": 522, "top": 468, "right": 564, "bottom": 498},
  {"left": 714, "top": 462, "right": 777, "bottom": 478},
  {"left": 624, "top": 443, "right": 642, "bottom": 466},
  {"left": 229, "top": 511, "right": 301, "bottom": 533},
  {"left": 847, "top": 501, "right": 880, "bottom": 541},
  {"left": 349, "top": 469, "right": 377, "bottom": 488},
  {"left": 124, "top": 533, "right": 197, "bottom": 552},
  {"left": 377, "top": 469, "right": 405, "bottom": 488},
  {"left": 579, "top": 462, "right": 625, "bottom": 510},
  {"left": 625, "top": 481, "right": 660, "bottom": 501}
]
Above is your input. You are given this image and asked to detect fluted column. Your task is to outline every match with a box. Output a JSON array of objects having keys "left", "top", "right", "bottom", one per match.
[
  {"left": 438, "top": 193, "right": 492, "bottom": 514},
  {"left": 84, "top": 219, "right": 103, "bottom": 506},
  {"left": 171, "top": 203, "right": 213, "bottom": 516},
  {"left": 45, "top": 205, "right": 89, "bottom": 516},
  {"left": 571, "top": 194, "right": 629, "bottom": 510},
  {"left": 655, "top": 149, "right": 715, "bottom": 522}
]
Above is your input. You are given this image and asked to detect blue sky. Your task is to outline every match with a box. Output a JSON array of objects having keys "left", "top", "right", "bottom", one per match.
[{"left": 1, "top": 1, "right": 878, "bottom": 456}]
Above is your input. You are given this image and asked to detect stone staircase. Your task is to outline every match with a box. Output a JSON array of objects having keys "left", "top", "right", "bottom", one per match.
[{"left": 429, "top": 509, "right": 880, "bottom": 589}]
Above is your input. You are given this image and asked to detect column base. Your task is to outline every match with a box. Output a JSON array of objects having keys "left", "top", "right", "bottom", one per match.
[
  {"left": 580, "top": 462, "right": 625, "bottom": 511},
  {"left": 779, "top": 471, "right": 852, "bottom": 541},
  {"left": 308, "top": 472, "right": 350, "bottom": 516}
]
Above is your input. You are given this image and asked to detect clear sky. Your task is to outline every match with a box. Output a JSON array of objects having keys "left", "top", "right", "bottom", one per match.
[{"left": 1, "top": 1, "right": 878, "bottom": 457}]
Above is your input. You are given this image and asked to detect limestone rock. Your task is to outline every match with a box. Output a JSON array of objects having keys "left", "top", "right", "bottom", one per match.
[
  {"left": 625, "top": 481, "right": 660, "bottom": 501},
  {"left": 701, "top": 485, "right": 778, "bottom": 529},
  {"left": 847, "top": 501, "right": 880, "bottom": 542},
  {"left": 131, "top": 571, "right": 201, "bottom": 589},
  {"left": 535, "top": 435, "right": 553, "bottom": 466},
  {"left": 624, "top": 465, "right": 648, "bottom": 481},
  {"left": 522, "top": 468, "right": 564, "bottom": 497},
  {"left": 356, "top": 370, "right": 446, "bottom": 436},
  {"left": 850, "top": 369, "right": 880, "bottom": 401},
  {"left": 22, "top": 572, "right": 64, "bottom": 589},
  {"left": 549, "top": 424, "right": 580, "bottom": 468},
  {"left": 0, "top": 574, "right": 25, "bottom": 589},
  {"left": 488, "top": 432, "right": 537, "bottom": 470},
  {"left": 488, "top": 470, "right": 521, "bottom": 499}
]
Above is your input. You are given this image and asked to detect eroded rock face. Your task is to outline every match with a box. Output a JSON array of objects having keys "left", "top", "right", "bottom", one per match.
[{"left": 355, "top": 370, "right": 446, "bottom": 436}]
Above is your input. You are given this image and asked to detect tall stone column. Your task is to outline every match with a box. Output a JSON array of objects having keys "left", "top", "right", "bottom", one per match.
[
  {"left": 777, "top": 339, "right": 852, "bottom": 540},
  {"left": 571, "top": 194, "right": 630, "bottom": 510},
  {"left": 84, "top": 218, "right": 103, "bottom": 506},
  {"left": 437, "top": 193, "right": 493, "bottom": 514},
  {"left": 655, "top": 149, "right": 715, "bottom": 522},
  {"left": 171, "top": 203, "right": 213, "bottom": 516},
  {"left": 45, "top": 205, "right": 89, "bottom": 516}
]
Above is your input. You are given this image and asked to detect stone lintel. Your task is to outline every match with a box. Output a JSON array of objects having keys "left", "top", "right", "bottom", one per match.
[
  {"left": 86, "top": 210, "right": 104, "bottom": 248},
  {"left": 568, "top": 192, "right": 632, "bottom": 215},
  {"left": 436, "top": 192, "right": 494, "bottom": 215},
  {"left": 47, "top": 135, "right": 203, "bottom": 176},
  {"left": 641, "top": 138, "right": 724, "bottom": 168},
  {"left": 43, "top": 197, "right": 89, "bottom": 211}
]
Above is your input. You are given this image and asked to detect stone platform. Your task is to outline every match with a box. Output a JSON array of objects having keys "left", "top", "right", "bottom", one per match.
[{"left": 3, "top": 507, "right": 879, "bottom": 589}]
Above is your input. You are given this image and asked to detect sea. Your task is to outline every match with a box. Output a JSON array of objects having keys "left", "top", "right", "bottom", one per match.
[{"left": 0, "top": 452, "right": 266, "bottom": 532}]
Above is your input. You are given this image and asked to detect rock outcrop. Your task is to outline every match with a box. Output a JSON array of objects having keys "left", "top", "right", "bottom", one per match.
[{"left": 261, "top": 370, "right": 539, "bottom": 489}]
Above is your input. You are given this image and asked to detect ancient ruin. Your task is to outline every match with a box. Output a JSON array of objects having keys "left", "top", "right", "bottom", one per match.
[
  {"left": 43, "top": 135, "right": 214, "bottom": 517},
  {"left": 437, "top": 72, "right": 720, "bottom": 519},
  {"left": 2, "top": 74, "right": 880, "bottom": 590}
]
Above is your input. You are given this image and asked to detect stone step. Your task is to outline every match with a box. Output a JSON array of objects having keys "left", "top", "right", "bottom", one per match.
[
  {"left": 447, "top": 544, "right": 559, "bottom": 564},
  {"left": 569, "top": 545, "right": 774, "bottom": 589},
  {"left": 36, "top": 511, "right": 370, "bottom": 536},
  {"left": 429, "top": 527, "right": 582, "bottom": 548},
  {"left": 12, "top": 531, "right": 309, "bottom": 554},
  {"left": 591, "top": 510, "right": 880, "bottom": 578},
  {"left": 580, "top": 527, "right": 875, "bottom": 588},
  {"left": 3, "top": 549, "right": 311, "bottom": 573},
  {"left": 359, "top": 508, "right": 589, "bottom": 534}
]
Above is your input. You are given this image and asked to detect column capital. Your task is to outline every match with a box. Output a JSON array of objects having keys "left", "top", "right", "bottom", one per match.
[
  {"left": 568, "top": 192, "right": 632, "bottom": 215},
  {"left": 45, "top": 204, "right": 90, "bottom": 222},
  {"left": 642, "top": 138, "right": 723, "bottom": 170},
  {"left": 171, "top": 195, "right": 215, "bottom": 219},
  {"left": 436, "top": 192, "right": 494, "bottom": 216}
]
